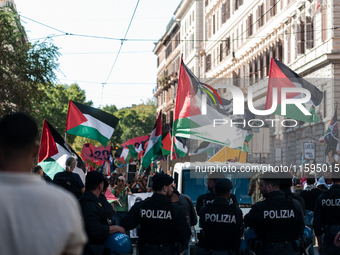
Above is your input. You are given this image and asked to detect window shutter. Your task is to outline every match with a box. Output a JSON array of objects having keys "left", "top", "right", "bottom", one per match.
[
  {"left": 213, "top": 15, "right": 215, "bottom": 35},
  {"left": 206, "top": 54, "right": 211, "bottom": 71},
  {"left": 220, "top": 43, "right": 223, "bottom": 62},
  {"left": 235, "top": 0, "right": 238, "bottom": 11},
  {"left": 300, "top": 21, "right": 305, "bottom": 54},
  {"left": 226, "top": 37, "right": 230, "bottom": 55},
  {"left": 252, "top": 58, "right": 256, "bottom": 82},
  {"left": 222, "top": 3, "right": 226, "bottom": 24},
  {"left": 239, "top": 0, "right": 243, "bottom": 6},
  {"left": 257, "top": 54, "right": 262, "bottom": 80},
  {"left": 226, "top": 0, "right": 230, "bottom": 20},
  {"left": 306, "top": 16, "right": 313, "bottom": 49}
]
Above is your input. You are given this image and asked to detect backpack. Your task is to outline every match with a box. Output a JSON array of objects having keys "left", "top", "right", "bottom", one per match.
[{"left": 54, "top": 174, "right": 81, "bottom": 199}]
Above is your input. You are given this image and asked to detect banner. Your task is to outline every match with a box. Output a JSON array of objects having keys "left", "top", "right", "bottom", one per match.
[{"left": 81, "top": 143, "right": 112, "bottom": 163}]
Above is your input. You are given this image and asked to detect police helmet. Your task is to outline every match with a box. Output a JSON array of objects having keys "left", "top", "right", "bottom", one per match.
[
  {"left": 303, "top": 226, "right": 313, "bottom": 251},
  {"left": 104, "top": 232, "right": 132, "bottom": 255}
]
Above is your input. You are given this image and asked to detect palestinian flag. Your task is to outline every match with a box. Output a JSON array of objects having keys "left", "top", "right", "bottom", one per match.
[
  {"left": 121, "top": 135, "right": 149, "bottom": 149},
  {"left": 265, "top": 58, "right": 324, "bottom": 122},
  {"left": 173, "top": 59, "right": 247, "bottom": 148},
  {"left": 174, "top": 136, "right": 188, "bottom": 157},
  {"left": 324, "top": 105, "right": 339, "bottom": 156},
  {"left": 38, "top": 119, "right": 86, "bottom": 183},
  {"left": 66, "top": 100, "right": 119, "bottom": 146},
  {"left": 142, "top": 111, "right": 162, "bottom": 168},
  {"left": 115, "top": 148, "right": 129, "bottom": 164},
  {"left": 192, "top": 141, "right": 215, "bottom": 155},
  {"left": 161, "top": 132, "right": 174, "bottom": 156}
]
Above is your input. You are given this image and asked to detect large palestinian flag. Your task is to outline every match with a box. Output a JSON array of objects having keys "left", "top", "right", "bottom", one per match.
[
  {"left": 173, "top": 59, "right": 248, "bottom": 149},
  {"left": 142, "top": 111, "right": 162, "bottom": 168},
  {"left": 265, "top": 58, "right": 324, "bottom": 122},
  {"left": 66, "top": 100, "right": 119, "bottom": 146},
  {"left": 38, "top": 119, "right": 86, "bottom": 183}
]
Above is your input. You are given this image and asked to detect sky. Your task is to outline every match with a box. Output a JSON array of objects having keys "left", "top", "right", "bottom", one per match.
[{"left": 14, "top": 0, "right": 182, "bottom": 109}]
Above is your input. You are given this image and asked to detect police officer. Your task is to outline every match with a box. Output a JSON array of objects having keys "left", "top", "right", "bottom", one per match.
[
  {"left": 313, "top": 170, "right": 340, "bottom": 254},
  {"left": 79, "top": 171, "right": 125, "bottom": 255},
  {"left": 199, "top": 178, "right": 243, "bottom": 255},
  {"left": 196, "top": 172, "right": 239, "bottom": 215},
  {"left": 244, "top": 172, "right": 304, "bottom": 255},
  {"left": 279, "top": 172, "right": 305, "bottom": 214},
  {"left": 120, "top": 172, "right": 191, "bottom": 255}
]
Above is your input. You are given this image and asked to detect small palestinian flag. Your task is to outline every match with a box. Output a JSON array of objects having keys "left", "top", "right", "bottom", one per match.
[
  {"left": 38, "top": 119, "right": 86, "bottom": 183},
  {"left": 265, "top": 58, "right": 323, "bottom": 122},
  {"left": 66, "top": 100, "right": 119, "bottom": 146},
  {"left": 161, "top": 132, "right": 174, "bottom": 156},
  {"left": 324, "top": 105, "right": 339, "bottom": 156},
  {"left": 174, "top": 136, "right": 188, "bottom": 157},
  {"left": 142, "top": 111, "right": 162, "bottom": 168},
  {"left": 115, "top": 148, "right": 129, "bottom": 164}
]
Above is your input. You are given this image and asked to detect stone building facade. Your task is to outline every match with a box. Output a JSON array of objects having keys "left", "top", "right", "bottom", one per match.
[{"left": 154, "top": 0, "right": 340, "bottom": 166}]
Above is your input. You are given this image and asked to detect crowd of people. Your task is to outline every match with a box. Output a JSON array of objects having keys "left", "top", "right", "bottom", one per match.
[{"left": 2, "top": 112, "right": 340, "bottom": 255}]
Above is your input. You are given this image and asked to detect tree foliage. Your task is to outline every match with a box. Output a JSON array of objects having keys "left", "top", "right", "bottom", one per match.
[
  {"left": 102, "top": 99, "right": 157, "bottom": 146},
  {"left": 32, "top": 83, "right": 93, "bottom": 143},
  {"left": 0, "top": 7, "right": 60, "bottom": 116}
]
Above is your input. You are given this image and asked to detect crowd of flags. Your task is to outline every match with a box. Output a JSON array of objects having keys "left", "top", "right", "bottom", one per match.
[{"left": 38, "top": 56, "right": 338, "bottom": 180}]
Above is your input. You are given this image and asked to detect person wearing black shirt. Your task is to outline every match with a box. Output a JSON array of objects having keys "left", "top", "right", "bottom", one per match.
[
  {"left": 244, "top": 172, "right": 304, "bottom": 255},
  {"left": 53, "top": 157, "right": 85, "bottom": 198},
  {"left": 120, "top": 173, "right": 191, "bottom": 255},
  {"left": 80, "top": 171, "right": 125, "bottom": 255},
  {"left": 99, "top": 177, "right": 115, "bottom": 225},
  {"left": 199, "top": 178, "right": 243, "bottom": 255}
]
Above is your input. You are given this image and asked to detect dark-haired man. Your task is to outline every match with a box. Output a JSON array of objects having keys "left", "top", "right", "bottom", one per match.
[
  {"left": 199, "top": 178, "right": 243, "bottom": 254},
  {"left": 0, "top": 112, "right": 87, "bottom": 255},
  {"left": 313, "top": 171, "right": 340, "bottom": 255},
  {"left": 80, "top": 171, "right": 125, "bottom": 255},
  {"left": 244, "top": 172, "right": 304, "bottom": 255},
  {"left": 120, "top": 172, "right": 191, "bottom": 255}
]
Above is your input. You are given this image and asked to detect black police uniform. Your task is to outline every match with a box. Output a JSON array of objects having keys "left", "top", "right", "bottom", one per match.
[
  {"left": 244, "top": 190, "right": 305, "bottom": 255},
  {"left": 199, "top": 197, "right": 243, "bottom": 255},
  {"left": 196, "top": 191, "right": 239, "bottom": 214},
  {"left": 281, "top": 187, "right": 306, "bottom": 214},
  {"left": 120, "top": 173, "right": 191, "bottom": 255},
  {"left": 79, "top": 190, "right": 114, "bottom": 255},
  {"left": 313, "top": 184, "right": 340, "bottom": 255}
]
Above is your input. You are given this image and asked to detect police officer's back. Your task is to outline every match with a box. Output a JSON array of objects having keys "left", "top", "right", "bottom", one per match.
[
  {"left": 313, "top": 170, "right": 340, "bottom": 255},
  {"left": 244, "top": 172, "right": 304, "bottom": 255},
  {"left": 120, "top": 172, "right": 191, "bottom": 255},
  {"left": 199, "top": 178, "right": 243, "bottom": 255}
]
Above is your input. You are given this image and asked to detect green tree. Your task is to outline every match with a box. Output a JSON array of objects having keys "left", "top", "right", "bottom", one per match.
[
  {"left": 102, "top": 99, "right": 157, "bottom": 146},
  {"left": 0, "top": 7, "right": 60, "bottom": 116},
  {"left": 32, "top": 83, "right": 93, "bottom": 144}
]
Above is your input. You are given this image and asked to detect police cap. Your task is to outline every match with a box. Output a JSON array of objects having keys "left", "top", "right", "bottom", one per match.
[
  {"left": 215, "top": 178, "right": 233, "bottom": 194},
  {"left": 152, "top": 172, "right": 173, "bottom": 190},
  {"left": 86, "top": 171, "right": 106, "bottom": 185}
]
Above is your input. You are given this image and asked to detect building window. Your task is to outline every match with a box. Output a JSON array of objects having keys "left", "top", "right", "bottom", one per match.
[
  {"left": 220, "top": 43, "right": 223, "bottom": 62},
  {"left": 213, "top": 15, "right": 216, "bottom": 34},
  {"left": 226, "top": 0, "right": 230, "bottom": 20},
  {"left": 206, "top": 54, "right": 211, "bottom": 71},
  {"left": 322, "top": 7, "right": 327, "bottom": 41},
  {"left": 205, "top": 0, "right": 209, "bottom": 6},
  {"left": 225, "top": 37, "right": 230, "bottom": 56},
  {"left": 275, "top": 40, "right": 283, "bottom": 62},
  {"left": 234, "top": 0, "right": 239, "bottom": 12},
  {"left": 191, "top": 33, "right": 194, "bottom": 52},
  {"left": 247, "top": 14, "right": 253, "bottom": 37},
  {"left": 270, "top": 0, "right": 277, "bottom": 17},
  {"left": 192, "top": 11, "right": 194, "bottom": 22},
  {"left": 323, "top": 90, "right": 327, "bottom": 118},
  {"left": 296, "top": 21, "right": 305, "bottom": 56},
  {"left": 258, "top": 4, "right": 264, "bottom": 27},
  {"left": 208, "top": 18, "right": 212, "bottom": 38},
  {"left": 306, "top": 16, "right": 314, "bottom": 49},
  {"left": 166, "top": 43, "right": 172, "bottom": 59},
  {"left": 222, "top": 3, "right": 226, "bottom": 24},
  {"left": 257, "top": 54, "right": 262, "bottom": 80}
]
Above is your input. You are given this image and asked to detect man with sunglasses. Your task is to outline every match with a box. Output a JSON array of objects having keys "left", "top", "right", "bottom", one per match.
[{"left": 112, "top": 176, "right": 130, "bottom": 227}]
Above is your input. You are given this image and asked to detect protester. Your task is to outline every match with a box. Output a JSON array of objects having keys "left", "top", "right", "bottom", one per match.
[
  {"left": 112, "top": 175, "right": 131, "bottom": 226},
  {"left": 0, "top": 112, "right": 87, "bottom": 255},
  {"left": 53, "top": 156, "right": 85, "bottom": 199},
  {"left": 32, "top": 165, "right": 44, "bottom": 177},
  {"left": 99, "top": 177, "right": 115, "bottom": 224},
  {"left": 299, "top": 174, "right": 324, "bottom": 255},
  {"left": 79, "top": 171, "right": 125, "bottom": 255}
]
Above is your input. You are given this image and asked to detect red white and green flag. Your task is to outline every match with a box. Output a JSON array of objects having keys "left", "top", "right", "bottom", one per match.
[
  {"left": 324, "top": 105, "right": 339, "bottom": 156},
  {"left": 142, "top": 111, "right": 162, "bottom": 168},
  {"left": 161, "top": 132, "right": 175, "bottom": 156},
  {"left": 38, "top": 119, "right": 86, "bottom": 183},
  {"left": 174, "top": 136, "right": 188, "bottom": 157},
  {"left": 173, "top": 59, "right": 247, "bottom": 148},
  {"left": 66, "top": 100, "right": 119, "bottom": 146},
  {"left": 265, "top": 58, "right": 324, "bottom": 122}
]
